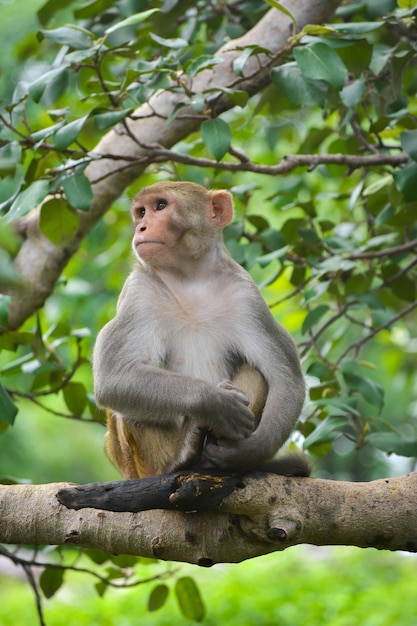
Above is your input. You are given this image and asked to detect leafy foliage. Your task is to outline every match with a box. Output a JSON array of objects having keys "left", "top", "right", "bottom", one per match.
[{"left": 0, "top": 0, "right": 417, "bottom": 622}]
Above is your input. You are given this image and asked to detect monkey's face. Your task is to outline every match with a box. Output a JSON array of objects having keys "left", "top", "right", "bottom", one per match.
[
  {"left": 131, "top": 182, "right": 233, "bottom": 274},
  {"left": 131, "top": 188, "right": 202, "bottom": 269}
]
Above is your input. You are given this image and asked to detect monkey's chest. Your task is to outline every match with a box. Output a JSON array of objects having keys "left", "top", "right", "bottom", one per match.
[{"left": 160, "top": 294, "right": 244, "bottom": 382}]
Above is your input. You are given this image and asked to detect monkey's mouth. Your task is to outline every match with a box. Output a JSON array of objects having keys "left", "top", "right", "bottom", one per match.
[{"left": 134, "top": 238, "right": 165, "bottom": 247}]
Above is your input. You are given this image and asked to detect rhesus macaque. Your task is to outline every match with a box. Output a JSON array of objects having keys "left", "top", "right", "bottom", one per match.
[{"left": 93, "top": 181, "right": 309, "bottom": 479}]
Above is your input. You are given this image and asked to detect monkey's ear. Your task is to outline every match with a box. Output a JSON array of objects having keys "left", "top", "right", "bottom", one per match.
[{"left": 208, "top": 190, "right": 234, "bottom": 227}]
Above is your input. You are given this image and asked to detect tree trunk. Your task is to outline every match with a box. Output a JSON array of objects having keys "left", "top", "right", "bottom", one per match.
[
  {"left": 1, "top": 473, "right": 416, "bottom": 565},
  {"left": 8, "top": 0, "right": 342, "bottom": 330}
]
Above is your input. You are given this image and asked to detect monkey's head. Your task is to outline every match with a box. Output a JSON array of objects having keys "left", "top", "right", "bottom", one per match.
[{"left": 131, "top": 181, "right": 233, "bottom": 271}]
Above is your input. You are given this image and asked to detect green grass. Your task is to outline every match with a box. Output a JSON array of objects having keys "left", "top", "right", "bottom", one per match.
[{"left": 1, "top": 546, "right": 417, "bottom": 626}]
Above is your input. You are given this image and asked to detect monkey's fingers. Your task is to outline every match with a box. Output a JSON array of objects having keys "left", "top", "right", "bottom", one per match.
[
  {"left": 216, "top": 403, "right": 255, "bottom": 441},
  {"left": 200, "top": 441, "right": 238, "bottom": 469},
  {"left": 217, "top": 379, "right": 250, "bottom": 405}
]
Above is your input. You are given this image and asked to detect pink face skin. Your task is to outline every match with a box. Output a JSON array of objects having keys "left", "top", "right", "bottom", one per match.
[
  {"left": 130, "top": 184, "right": 234, "bottom": 281},
  {"left": 131, "top": 192, "right": 188, "bottom": 269}
]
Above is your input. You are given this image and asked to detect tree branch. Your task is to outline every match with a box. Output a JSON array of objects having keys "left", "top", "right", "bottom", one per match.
[
  {"left": 1, "top": 473, "right": 416, "bottom": 565},
  {"left": 347, "top": 238, "right": 417, "bottom": 260},
  {"left": 128, "top": 146, "right": 409, "bottom": 175}
]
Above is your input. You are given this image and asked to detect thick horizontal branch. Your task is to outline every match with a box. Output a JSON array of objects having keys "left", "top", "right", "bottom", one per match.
[{"left": 1, "top": 472, "right": 416, "bottom": 565}]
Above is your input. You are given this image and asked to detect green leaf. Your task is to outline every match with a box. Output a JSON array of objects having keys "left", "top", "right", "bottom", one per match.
[
  {"left": 32, "top": 121, "right": 65, "bottom": 143},
  {"left": 0, "top": 220, "right": 21, "bottom": 255},
  {"left": 301, "top": 25, "right": 336, "bottom": 36},
  {"left": 391, "top": 275, "right": 416, "bottom": 302},
  {"left": 209, "top": 87, "right": 249, "bottom": 108},
  {"left": 400, "top": 130, "right": 417, "bottom": 162},
  {"left": 233, "top": 46, "right": 258, "bottom": 76},
  {"left": 370, "top": 44, "right": 394, "bottom": 75},
  {"left": 175, "top": 577, "right": 206, "bottom": 623},
  {"left": 40, "top": 198, "right": 80, "bottom": 246},
  {"left": 394, "top": 162, "right": 417, "bottom": 201},
  {"left": 40, "top": 567, "right": 64, "bottom": 599},
  {"left": 62, "top": 171, "right": 93, "bottom": 211},
  {"left": 105, "top": 9, "right": 160, "bottom": 35},
  {"left": 330, "top": 22, "right": 384, "bottom": 34},
  {"left": 367, "top": 432, "right": 417, "bottom": 457},
  {"left": 340, "top": 77, "right": 365, "bottom": 108},
  {"left": 318, "top": 256, "right": 356, "bottom": 272},
  {"left": 93, "top": 108, "right": 132, "bottom": 130},
  {"left": 256, "top": 247, "right": 288, "bottom": 267},
  {"left": 247, "top": 214, "right": 270, "bottom": 230},
  {"left": 104, "top": 566, "right": 126, "bottom": 581},
  {"left": 53, "top": 114, "right": 89, "bottom": 150},
  {"left": 302, "top": 304, "right": 330, "bottom": 335},
  {"left": 186, "top": 55, "right": 223, "bottom": 78},
  {"left": 28, "top": 67, "right": 69, "bottom": 103},
  {"left": 6, "top": 180, "right": 50, "bottom": 222},
  {"left": 363, "top": 174, "right": 393, "bottom": 197},
  {"left": 397, "top": 0, "right": 417, "bottom": 8},
  {"left": 44, "top": 68, "right": 70, "bottom": 104},
  {"left": 303, "top": 415, "right": 347, "bottom": 448},
  {"left": 94, "top": 581, "right": 108, "bottom": 597},
  {"left": 75, "top": 0, "right": 117, "bottom": 20},
  {"left": 341, "top": 362, "right": 384, "bottom": 412},
  {"left": 0, "top": 381, "right": 18, "bottom": 426},
  {"left": 63, "top": 382, "right": 87, "bottom": 415},
  {"left": 201, "top": 119, "right": 231, "bottom": 161},
  {"left": 271, "top": 63, "right": 327, "bottom": 106},
  {"left": 84, "top": 549, "right": 112, "bottom": 565},
  {"left": 31, "top": 362, "right": 62, "bottom": 391},
  {"left": 41, "top": 26, "right": 93, "bottom": 50},
  {"left": 110, "top": 554, "right": 139, "bottom": 568},
  {"left": 148, "top": 584, "right": 170, "bottom": 612},
  {"left": 150, "top": 33, "right": 187, "bottom": 49},
  {"left": 294, "top": 42, "right": 347, "bottom": 89},
  {"left": 37, "top": 0, "right": 74, "bottom": 26}
]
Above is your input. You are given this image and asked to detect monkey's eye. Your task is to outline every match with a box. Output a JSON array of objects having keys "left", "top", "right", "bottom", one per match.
[
  {"left": 136, "top": 207, "right": 145, "bottom": 219},
  {"left": 156, "top": 199, "right": 167, "bottom": 210}
]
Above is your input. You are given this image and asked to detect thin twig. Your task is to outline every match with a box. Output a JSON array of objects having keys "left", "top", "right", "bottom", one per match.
[
  {"left": 337, "top": 300, "right": 417, "bottom": 363},
  {"left": 347, "top": 238, "right": 417, "bottom": 260}
]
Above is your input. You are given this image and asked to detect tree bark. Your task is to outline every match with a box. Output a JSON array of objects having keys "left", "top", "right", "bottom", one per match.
[
  {"left": 1, "top": 473, "right": 416, "bottom": 565},
  {"left": 8, "top": 0, "right": 342, "bottom": 330}
]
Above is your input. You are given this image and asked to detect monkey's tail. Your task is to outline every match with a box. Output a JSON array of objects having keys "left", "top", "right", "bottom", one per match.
[{"left": 258, "top": 452, "right": 312, "bottom": 477}]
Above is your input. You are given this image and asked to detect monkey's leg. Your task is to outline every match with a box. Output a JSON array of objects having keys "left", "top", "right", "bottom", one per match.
[
  {"left": 230, "top": 362, "right": 268, "bottom": 426},
  {"left": 105, "top": 411, "right": 142, "bottom": 479},
  {"left": 106, "top": 365, "right": 268, "bottom": 478},
  {"left": 106, "top": 411, "right": 185, "bottom": 479}
]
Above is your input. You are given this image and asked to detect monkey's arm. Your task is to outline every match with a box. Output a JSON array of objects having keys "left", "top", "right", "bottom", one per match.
[
  {"left": 93, "top": 316, "right": 255, "bottom": 442},
  {"left": 201, "top": 303, "right": 305, "bottom": 470}
]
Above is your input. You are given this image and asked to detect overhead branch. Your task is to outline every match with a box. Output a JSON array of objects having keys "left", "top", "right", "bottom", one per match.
[
  {"left": 1, "top": 472, "right": 416, "bottom": 565},
  {"left": 113, "top": 146, "right": 409, "bottom": 175},
  {"left": 8, "top": 0, "right": 342, "bottom": 330}
]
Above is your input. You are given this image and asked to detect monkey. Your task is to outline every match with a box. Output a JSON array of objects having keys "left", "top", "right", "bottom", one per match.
[{"left": 93, "top": 181, "right": 310, "bottom": 479}]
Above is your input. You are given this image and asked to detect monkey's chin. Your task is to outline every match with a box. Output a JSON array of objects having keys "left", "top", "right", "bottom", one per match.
[{"left": 132, "top": 242, "right": 164, "bottom": 265}]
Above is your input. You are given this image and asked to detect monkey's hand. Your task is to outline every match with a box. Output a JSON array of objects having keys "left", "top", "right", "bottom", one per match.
[
  {"left": 200, "top": 433, "right": 271, "bottom": 472},
  {"left": 197, "top": 380, "right": 255, "bottom": 442}
]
